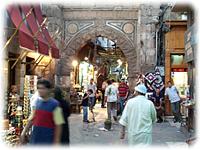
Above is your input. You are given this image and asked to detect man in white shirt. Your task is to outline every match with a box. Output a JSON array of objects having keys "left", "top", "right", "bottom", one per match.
[
  {"left": 119, "top": 84, "right": 156, "bottom": 146},
  {"left": 87, "top": 79, "right": 97, "bottom": 121},
  {"left": 165, "top": 81, "right": 182, "bottom": 123},
  {"left": 105, "top": 80, "right": 119, "bottom": 121},
  {"left": 87, "top": 79, "right": 97, "bottom": 107}
]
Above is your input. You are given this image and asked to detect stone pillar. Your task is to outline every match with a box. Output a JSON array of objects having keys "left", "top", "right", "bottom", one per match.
[
  {"left": 137, "top": 4, "right": 160, "bottom": 73},
  {"left": 41, "top": 4, "right": 65, "bottom": 86}
]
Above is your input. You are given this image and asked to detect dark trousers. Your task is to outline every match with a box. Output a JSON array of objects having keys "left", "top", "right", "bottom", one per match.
[
  {"left": 171, "top": 101, "right": 182, "bottom": 122},
  {"left": 107, "top": 102, "right": 117, "bottom": 120},
  {"left": 101, "top": 90, "right": 105, "bottom": 107}
]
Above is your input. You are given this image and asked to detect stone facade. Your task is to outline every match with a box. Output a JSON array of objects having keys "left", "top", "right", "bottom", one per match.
[
  {"left": 42, "top": 4, "right": 160, "bottom": 91},
  {"left": 137, "top": 4, "right": 160, "bottom": 74}
]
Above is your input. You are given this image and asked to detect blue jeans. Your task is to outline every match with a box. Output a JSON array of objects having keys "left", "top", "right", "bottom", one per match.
[
  {"left": 171, "top": 101, "right": 182, "bottom": 122},
  {"left": 119, "top": 97, "right": 125, "bottom": 114},
  {"left": 89, "top": 97, "right": 95, "bottom": 108},
  {"left": 82, "top": 106, "right": 88, "bottom": 122}
]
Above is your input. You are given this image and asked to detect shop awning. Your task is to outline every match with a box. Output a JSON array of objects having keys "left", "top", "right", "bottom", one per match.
[
  {"left": 7, "top": 6, "right": 35, "bottom": 51},
  {"left": 34, "top": 5, "right": 60, "bottom": 59},
  {"left": 21, "top": 5, "right": 49, "bottom": 56}
]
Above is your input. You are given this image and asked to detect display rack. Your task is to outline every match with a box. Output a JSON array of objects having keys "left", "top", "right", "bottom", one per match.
[{"left": 23, "top": 75, "right": 37, "bottom": 119}]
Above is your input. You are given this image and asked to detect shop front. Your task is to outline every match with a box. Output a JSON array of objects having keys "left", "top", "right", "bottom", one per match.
[
  {"left": 164, "top": 20, "right": 188, "bottom": 115},
  {"left": 2, "top": 5, "right": 60, "bottom": 146}
]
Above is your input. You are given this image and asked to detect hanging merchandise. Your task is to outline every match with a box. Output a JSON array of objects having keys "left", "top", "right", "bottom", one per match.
[
  {"left": 144, "top": 67, "right": 165, "bottom": 92},
  {"left": 23, "top": 75, "right": 37, "bottom": 119},
  {"left": 7, "top": 94, "right": 19, "bottom": 127},
  {"left": 2, "top": 127, "right": 20, "bottom": 146}
]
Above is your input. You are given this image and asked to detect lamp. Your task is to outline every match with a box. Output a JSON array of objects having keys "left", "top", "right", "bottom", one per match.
[
  {"left": 117, "top": 59, "right": 123, "bottom": 66},
  {"left": 72, "top": 60, "right": 78, "bottom": 84},
  {"left": 72, "top": 60, "right": 78, "bottom": 67}
]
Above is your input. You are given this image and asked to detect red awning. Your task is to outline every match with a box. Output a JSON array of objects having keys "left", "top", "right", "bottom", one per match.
[
  {"left": 7, "top": 5, "right": 35, "bottom": 51},
  {"left": 21, "top": 5, "right": 49, "bottom": 56},
  {"left": 34, "top": 5, "right": 60, "bottom": 59}
]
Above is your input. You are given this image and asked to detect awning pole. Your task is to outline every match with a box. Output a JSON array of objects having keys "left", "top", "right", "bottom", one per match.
[
  {"left": 31, "top": 55, "right": 44, "bottom": 71},
  {"left": 4, "top": 8, "right": 33, "bottom": 50},
  {"left": 34, "top": 55, "right": 42, "bottom": 64},
  {"left": 11, "top": 51, "right": 29, "bottom": 69},
  {"left": 33, "top": 17, "right": 47, "bottom": 38}
]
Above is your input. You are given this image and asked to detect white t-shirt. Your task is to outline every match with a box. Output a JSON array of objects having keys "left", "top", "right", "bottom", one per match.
[
  {"left": 105, "top": 84, "right": 118, "bottom": 102},
  {"left": 87, "top": 83, "right": 97, "bottom": 97},
  {"left": 165, "top": 85, "right": 180, "bottom": 103},
  {"left": 30, "top": 91, "right": 41, "bottom": 110}
]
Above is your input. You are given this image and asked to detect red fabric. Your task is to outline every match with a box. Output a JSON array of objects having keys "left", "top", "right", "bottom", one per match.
[
  {"left": 118, "top": 82, "right": 129, "bottom": 97},
  {"left": 7, "top": 5, "right": 35, "bottom": 51},
  {"left": 33, "top": 110, "right": 55, "bottom": 128},
  {"left": 34, "top": 5, "right": 60, "bottom": 59},
  {"left": 51, "top": 47, "right": 60, "bottom": 59},
  {"left": 21, "top": 5, "right": 49, "bottom": 55}
]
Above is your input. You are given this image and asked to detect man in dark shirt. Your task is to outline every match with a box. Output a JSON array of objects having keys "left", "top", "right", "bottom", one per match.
[
  {"left": 82, "top": 90, "right": 92, "bottom": 123},
  {"left": 152, "top": 89, "right": 164, "bottom": 123}
]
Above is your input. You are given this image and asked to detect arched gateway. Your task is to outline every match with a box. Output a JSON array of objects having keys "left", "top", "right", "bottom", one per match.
[{"left": 56, "top": 23, "right": 140, "bottom": 91}]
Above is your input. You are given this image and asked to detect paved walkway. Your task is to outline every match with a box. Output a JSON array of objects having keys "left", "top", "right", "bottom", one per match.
[{"left": 69, "top": 104, "right": 188, "bottom": 147}]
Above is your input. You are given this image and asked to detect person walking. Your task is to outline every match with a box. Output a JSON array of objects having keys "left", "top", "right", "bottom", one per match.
[
  {"left": 118, "top": 78, "right": 129, "bottom": 115},
  {"left": 101, "top": 80, "right": 107, "bottom": 108},
  {"left": 119, "top": 84, "right": 157, "bottom": 146},
  {"left": 54, "top": 86, "right": 71, "bottom": 145},
  {"left": 87, "top": 79, "right": 97, "bottom": 108},
  {"left": 165, "top": 81, "right": 182, "bottom": 123},
  {"left": 81, "top": 90, "right": 91, "bottom": 123},
  {"left": 152, "top": 89, "right": 164, "bottom": 123},
  {"left": 87, "top": 79, "right": 97, "bottom": 122},
  {"left": 105, "top": 80, "right": 118, "bottom": 121},
  {"left": 20, "top": 79, "right": 65, "bottom": 145}
]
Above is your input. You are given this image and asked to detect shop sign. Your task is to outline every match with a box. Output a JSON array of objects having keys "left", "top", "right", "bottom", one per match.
[
  {"left": 171, "top": 68, "right": 188, "bottom": 72},
  {"left": 184, "top": 24, "right": 197, "bottom": 62}
]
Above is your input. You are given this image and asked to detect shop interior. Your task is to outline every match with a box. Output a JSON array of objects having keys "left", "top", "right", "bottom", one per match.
[{"left": 71, "top": 36, "right": 128, "bottom": 92}]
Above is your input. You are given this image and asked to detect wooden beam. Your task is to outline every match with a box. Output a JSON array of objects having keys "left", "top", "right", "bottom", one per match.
[
  {"left": 21, "top": 62, "right": 35, "bottom": 65},
  {"left": 7, "top": 58, "right": 18, "bottom": 62}
]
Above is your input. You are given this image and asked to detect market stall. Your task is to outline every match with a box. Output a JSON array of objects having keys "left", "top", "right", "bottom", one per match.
[{"left": 3, "top": 4, "right": 60, "bottom": 146}]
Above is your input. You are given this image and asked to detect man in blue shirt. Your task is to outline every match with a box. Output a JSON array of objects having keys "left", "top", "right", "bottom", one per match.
[{"left": 165, "top": 81, "right": 182, "bottom": 123}]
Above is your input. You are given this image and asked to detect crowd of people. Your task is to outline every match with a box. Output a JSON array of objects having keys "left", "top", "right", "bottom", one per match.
[{"left": 19, "top": 75, "right": 183, "bottom": 146}]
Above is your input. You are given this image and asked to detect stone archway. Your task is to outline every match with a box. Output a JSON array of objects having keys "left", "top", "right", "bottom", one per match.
[{"left": 57, "top": 25, "right": 139, "bottom": 91}]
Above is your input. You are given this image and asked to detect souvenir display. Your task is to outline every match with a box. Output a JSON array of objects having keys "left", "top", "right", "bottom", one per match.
[
  {"left": 23, "top": 75, "right": 37, "bottom": 119},
  {"left": 2, "top": 127, "right": 20, "bottom": 146}
]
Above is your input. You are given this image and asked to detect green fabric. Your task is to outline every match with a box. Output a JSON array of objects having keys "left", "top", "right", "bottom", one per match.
[
  {"left": 53, "top": 107, "right": 65, "bottom": 125},
  {"left": 119, "top": 95, "right": 157, "bottom": 145}
]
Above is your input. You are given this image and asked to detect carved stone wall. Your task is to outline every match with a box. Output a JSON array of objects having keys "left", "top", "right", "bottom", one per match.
[
  {"left": 41, "top": 4, "right": 160, "bottom": 90},
  {"left": 60, "top": 9, "right": 139, "bottom": 90}
]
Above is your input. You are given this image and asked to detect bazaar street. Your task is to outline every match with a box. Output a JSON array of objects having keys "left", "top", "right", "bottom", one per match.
[
  {"left": 2, "top": 1, "right": 196, "bottom": 147},
  {"left": 70, "top": 104, "right": 188, "bottom": 147}
]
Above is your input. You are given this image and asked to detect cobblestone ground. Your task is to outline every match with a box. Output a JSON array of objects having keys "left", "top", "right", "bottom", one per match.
[{"left": 69, "top": 104, "right": 188, "bottom": 147}]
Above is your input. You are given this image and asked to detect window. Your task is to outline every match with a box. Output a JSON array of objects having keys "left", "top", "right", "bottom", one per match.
[{"left": 171, "top": 54, "right": 184, "bottom": 65}]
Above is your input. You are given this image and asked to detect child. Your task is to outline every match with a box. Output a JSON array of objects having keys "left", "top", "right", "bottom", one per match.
[
  {"left": 88, "top": 89, "right": 95, "bottom": 122},
  {"left": 82, "top": 90, "right": 90, "bottom": 123}
]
